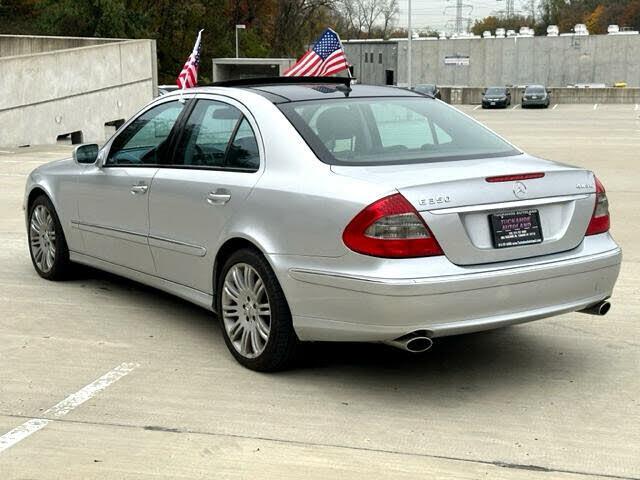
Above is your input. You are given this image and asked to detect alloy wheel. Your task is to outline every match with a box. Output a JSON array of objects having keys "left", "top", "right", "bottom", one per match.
[
  {"left": 221, "top": 263, "right": 271, "bottom": 358},
  {"left": 29, "top": 205, "right": 56, "bottom": 273}
]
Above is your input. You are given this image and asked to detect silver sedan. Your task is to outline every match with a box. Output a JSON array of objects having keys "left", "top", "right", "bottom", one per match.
[{"left": 24, "top": 78, "right": 621, "bottom": 371}]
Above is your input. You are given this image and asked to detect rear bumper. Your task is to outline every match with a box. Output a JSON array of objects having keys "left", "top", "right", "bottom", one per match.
[
  {"left": 522, "top": 98, "right": 549, "bottom": 106},
  {"left": 270, "top": 234, "right": 621, "bottom": 342}
]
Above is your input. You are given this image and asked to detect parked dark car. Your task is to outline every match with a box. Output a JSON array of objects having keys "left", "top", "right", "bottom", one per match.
[
  {"left": 522, "top": 85, "right": 551, "bottom": 108},
  {"left": 482, "top": 87, "right": 511, "bottom": 108},
  {"left": 414, "top": 84, "right": 441, "bottom": 100}
]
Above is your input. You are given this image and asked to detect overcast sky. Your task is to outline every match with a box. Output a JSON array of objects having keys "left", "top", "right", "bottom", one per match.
[{"left": 395, "top": 0, "right": 529, "bottom": 32}]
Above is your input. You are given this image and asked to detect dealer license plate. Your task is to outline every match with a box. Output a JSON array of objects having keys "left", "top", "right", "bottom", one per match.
[{"left": 490, "top": 209, "right": 543, "bottom": 248}]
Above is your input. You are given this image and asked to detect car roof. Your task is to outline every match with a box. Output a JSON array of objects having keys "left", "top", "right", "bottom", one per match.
[
  {"left": 183, "top": 77, "right": 426, "bottom": 104},
  {"left": 239, "top": 83, "right": 424, "bottom": 103}
]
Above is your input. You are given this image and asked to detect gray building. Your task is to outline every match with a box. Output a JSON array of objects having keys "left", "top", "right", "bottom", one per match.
[
  {"left": 344, "top": 34, "right": 640, "bottom": 88},
  {"left": 0, "top": 34, "right": 157, "bottom": 147},
  {"left": 212, "top": 58, "right": 294, "bottom": 82}
]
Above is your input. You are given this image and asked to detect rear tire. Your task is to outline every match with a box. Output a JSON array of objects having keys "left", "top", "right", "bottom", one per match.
[
  {"left": 217, "top": 248, "right": 299, "bottom": 372},
  {"left": 27, "top": 194, "right": 72, "bottom": 280}
]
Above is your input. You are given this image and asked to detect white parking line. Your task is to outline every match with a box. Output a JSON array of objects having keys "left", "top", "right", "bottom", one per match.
[
  {"left": 0, "top": 362, "right": 138, "bottom": 454},
  {"left": 512, "top": 104, "right": 519, "bottom": 110},
  {"left": 473, "top": 105, "right": 481, "bottom": 111},
  {"left": 635, "top": 104, "right": 639, "bottom": 111},
  {"left": 552, "top": 104, "right": 559, "bottom": 110},
  {"left": 593, "top": 104, "right": 599, "bottom": 110}
]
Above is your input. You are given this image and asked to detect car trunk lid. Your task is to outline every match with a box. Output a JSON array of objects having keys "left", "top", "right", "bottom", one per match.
[{"left": 331, "top": 155, "right": 596, "bottom": 265}]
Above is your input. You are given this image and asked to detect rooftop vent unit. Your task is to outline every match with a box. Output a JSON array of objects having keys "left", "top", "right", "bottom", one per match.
[
  {"left": 495, "top": 28, "right": 506, "bottom": 38},
  {"left": 518, "top": 27, "right": 534, "bottom": 37},
  {"left": 608, "top": 25, "right": 639, "bottom": 35},
  {"left": 547, "top": 25, "right": 559, "bottom": 36},
  {"left": 574, "top": 24, "right": 589, "bottom": 35}
]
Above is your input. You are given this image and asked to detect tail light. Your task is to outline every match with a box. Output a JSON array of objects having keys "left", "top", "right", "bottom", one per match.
[
  {"left": 586, "top": 177, "right": 610, "bottom": 236},
  {"left": 342, "top": 193, "right": 443, "bottom": 258}
]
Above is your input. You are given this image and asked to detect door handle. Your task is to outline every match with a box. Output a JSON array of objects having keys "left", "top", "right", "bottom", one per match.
[
  {"left": 130, "top": 184, "right": 148, "bottom": 195},
  {"left": 206, "top": 189, "right": 231, "bottom": 205}
]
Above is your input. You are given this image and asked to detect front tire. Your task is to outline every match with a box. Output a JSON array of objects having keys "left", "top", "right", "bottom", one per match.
[
  {"left": 217, "top": 248, "right": 299, "bottom": 371},
  {"left": 28, "top": 194, "right": 72, "bottom": 280}
]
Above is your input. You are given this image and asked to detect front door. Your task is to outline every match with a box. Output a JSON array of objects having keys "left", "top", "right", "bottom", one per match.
[
  {"left": 148, "top": 97, "right": 263, "bottom": 292},
  {"left": 77, "top": 99, "right": 187, "bottom": 273}
]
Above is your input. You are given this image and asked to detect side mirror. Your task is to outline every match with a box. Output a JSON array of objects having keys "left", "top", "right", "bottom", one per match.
[{"left": 73, "top": 143, "right": 99, "bottom": 165}]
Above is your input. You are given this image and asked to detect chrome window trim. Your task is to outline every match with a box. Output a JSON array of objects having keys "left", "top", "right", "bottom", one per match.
[{"left": 428, "top": 193, "right": 591, "bottom": 214}]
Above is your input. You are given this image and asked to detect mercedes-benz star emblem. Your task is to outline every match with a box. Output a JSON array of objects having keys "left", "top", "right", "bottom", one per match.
[{"left": 513, "top": 181, "right": 527, "bottom": 199}]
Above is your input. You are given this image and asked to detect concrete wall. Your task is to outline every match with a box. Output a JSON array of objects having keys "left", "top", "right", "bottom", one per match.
[
  {"left": 0, "top": 34, "right": 119, "bottom": 57},
  {"left": 346, "top": 34, "right": 640, "bottom": 88},
  {"left": 0, "top": 35, "right": 157, "bottom": 147}
]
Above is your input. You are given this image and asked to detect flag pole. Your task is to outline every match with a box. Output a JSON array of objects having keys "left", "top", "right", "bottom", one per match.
[{"left": 333, "top": 28, "right": 352, "bottom": 84}]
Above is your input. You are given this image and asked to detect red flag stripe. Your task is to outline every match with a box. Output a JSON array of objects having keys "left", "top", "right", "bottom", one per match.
[
  {"left": 284, "top": 51, "right": 314, "bottom": 76},
  {"left": 292, "top": 54, "right": 320, "bottom": 76},
  {"left": 319, "top": 52, "right": 348, "bottom": 75},
  {"left": 299, "top": 56, "right": 323, "bottom": 76}
]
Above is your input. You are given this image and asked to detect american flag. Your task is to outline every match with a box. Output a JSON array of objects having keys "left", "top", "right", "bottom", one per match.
[
  {"left": 284, "top": 28, "right": 350, "bottom": 77},
  {"left": 177, "top": 29, "right": 203, "bottom": 89}
]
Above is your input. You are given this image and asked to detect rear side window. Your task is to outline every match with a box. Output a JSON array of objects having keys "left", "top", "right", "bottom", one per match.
[
  {"left": 173, "top": 100, "right": 259, "bottom": 171},
  {"left": 279, "top": 97, "right": 519, "bottom": 166}
]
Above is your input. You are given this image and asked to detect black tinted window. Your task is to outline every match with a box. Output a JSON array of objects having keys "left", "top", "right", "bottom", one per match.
[
  {"left": 227, "top": 118, "right": 260, "bottom": 170},
  {"left": 526, "top": 86, "right": 546, "bottom": 94},
  {"left": 279, "top": 97, "right": 519, "bottom": 166},
  {"left": 107, "top": 101, "right": 184, "bottom": 166},
  {"left": 173, "top": 100, "right": 259, "bottom": 171}
]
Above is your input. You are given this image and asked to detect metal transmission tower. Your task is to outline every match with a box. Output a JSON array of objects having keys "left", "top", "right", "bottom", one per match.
[
  {"left": 498, "top": 0, "right": 516, "bottom": 18},
  {"left": 444, "top": 0, "right": 473, "bottom": 34}
]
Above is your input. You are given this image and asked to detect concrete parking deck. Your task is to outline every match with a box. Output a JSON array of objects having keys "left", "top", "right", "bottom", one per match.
[{"left": 0, "top": 106, "right": 638, "bottom": 479}]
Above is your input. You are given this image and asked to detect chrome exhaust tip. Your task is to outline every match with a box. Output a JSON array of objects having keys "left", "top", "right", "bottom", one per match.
[
  {"left": 384, "top": 331, "right": 433, "bottom": 353},
  {"left": 580, "top": 300, "right": 611, "bottom": 316}
]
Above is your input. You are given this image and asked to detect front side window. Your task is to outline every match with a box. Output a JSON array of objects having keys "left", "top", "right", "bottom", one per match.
[
  {"left": 173, "top": 100, "right": 259, "bottom": 171},
  {"left": 106, "top": 101, "right": 184, "bottom": 166},
  {"left": 279, "top": 97, "right": 519, "bottom": 166}
]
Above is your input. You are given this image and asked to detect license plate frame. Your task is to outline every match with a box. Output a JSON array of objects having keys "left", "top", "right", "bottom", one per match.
[{"left": 489, "top": 209, "right": 543, "bottom": 248}]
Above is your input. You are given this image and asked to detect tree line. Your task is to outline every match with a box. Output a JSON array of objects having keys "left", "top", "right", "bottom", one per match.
[
  {"left": 0, "top": 0, "right": 402, "bottom": 83},
  {"left": 472, "top": 0, "right": 640, "bottom": 36}
]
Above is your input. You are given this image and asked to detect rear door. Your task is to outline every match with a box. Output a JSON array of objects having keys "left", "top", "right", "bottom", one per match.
[{"left": 148, "top": 96, "right": 263, "bottom": 292}]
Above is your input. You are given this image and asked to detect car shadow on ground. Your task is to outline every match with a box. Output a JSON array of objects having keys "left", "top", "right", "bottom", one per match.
[{"left": 71, "top": 265, "right": 595, "bottom": 396}]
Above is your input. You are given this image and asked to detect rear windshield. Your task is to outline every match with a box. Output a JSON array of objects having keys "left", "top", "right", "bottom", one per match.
[
  {"left": 278, "top": 97, "right": 520, "bottom": 166},
  {"left": 485, "top": 87, "right": 506, "bottom": 95},
  {"left": 526, "top": 86, "right": 546, "bottom": 94}
]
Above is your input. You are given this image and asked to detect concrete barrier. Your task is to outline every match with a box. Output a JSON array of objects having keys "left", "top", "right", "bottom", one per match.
[
  {"left": 0, "top": 35, "right": 157, "bottom": 147},
  {"left": 439, "top": 86, "right": 640, "bottom": 104}
]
